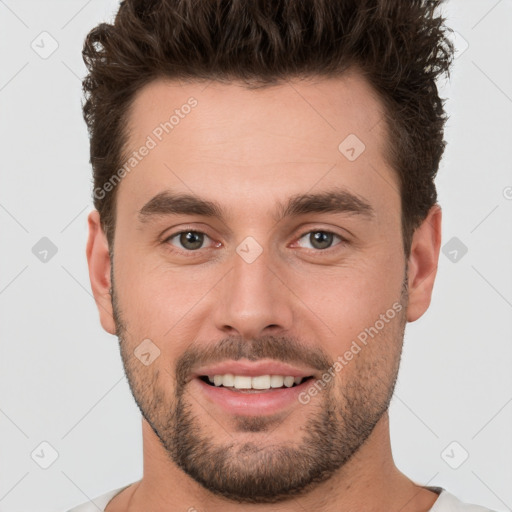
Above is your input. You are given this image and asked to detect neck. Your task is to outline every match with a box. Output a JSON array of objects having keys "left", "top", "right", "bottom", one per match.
[{"left": 108, "top": 412, "right": 439, "bottom": 512}]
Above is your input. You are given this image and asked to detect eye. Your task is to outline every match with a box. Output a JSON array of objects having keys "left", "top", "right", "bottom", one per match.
[
  {"left": 164, "top": 230, "right": 216, "bottom": 251},
  {"left": 295, "top": 230, "right": 346, "bottom": 250}
]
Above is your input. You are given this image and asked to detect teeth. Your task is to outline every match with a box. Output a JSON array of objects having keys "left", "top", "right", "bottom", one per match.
[
  {"left": 252, "top": 375, "right": 271, "bottom": 389},
  {"left": 205, "top": 374, "right": 306, "bottom": 390},
  {"left": 222, "top": 374, "right": 235, "bottom": 387},
  {"left": 283, "top": 376, "right": 295, "bottom": 387},
  {"left": 270, "top": 375, "right": 284, "bottom": 388},
  {"left": 234, "top": 375, "right": 252, "bottom": 389}
]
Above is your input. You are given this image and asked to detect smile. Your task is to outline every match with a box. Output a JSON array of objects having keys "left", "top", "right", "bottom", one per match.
[
  {"left": 194, "top": 374, "right": 316, "bottom": 415},
  {"left": 200, "top": 374, "right": 311, "bottom": 391}
]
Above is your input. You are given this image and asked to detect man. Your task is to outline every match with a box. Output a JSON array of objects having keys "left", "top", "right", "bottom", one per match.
[{"left": 68, "top": 0, "right": 495, "bottom": 510}]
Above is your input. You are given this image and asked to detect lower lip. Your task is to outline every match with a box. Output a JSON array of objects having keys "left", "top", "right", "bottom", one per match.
[{"left": 192, "top": 377, "right": 313, "bottom": 416}]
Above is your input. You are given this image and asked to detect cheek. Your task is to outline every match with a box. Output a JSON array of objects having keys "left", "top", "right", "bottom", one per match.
[
  {"left": 312, "top": 260, "right": 401, "bottom": 305},
  {"left": 300, "top": 258, "right": 404, "bottom": 353},
  {"left": 324, "top": 298, "right": 405, "bottom": 403},
  {"left": 114, "top": 262, "right": 218, "bottom": 360}
]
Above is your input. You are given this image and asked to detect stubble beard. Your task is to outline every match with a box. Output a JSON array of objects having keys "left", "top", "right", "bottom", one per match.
[{"left": 111, "top": 268, "right": 408, "bottom": 504}]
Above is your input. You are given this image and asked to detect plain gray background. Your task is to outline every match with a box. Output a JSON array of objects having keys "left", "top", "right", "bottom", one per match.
[{"left": 0, "top": 1, "right": 511, "bottom": 511}]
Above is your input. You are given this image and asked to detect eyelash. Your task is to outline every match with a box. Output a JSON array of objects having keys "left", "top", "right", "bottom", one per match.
[{"left": 162, "top": 227, "right": 348, "bottom": 256}]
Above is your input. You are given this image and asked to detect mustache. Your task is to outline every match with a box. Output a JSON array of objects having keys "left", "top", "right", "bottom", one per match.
[{"left": 174, "top": 334, "right": 333, "bottom": 388}]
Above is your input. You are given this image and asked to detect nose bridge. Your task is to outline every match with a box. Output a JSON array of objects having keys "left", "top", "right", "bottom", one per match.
[{"left": 214, "top": 240, "right": 293, "bottom": 337}]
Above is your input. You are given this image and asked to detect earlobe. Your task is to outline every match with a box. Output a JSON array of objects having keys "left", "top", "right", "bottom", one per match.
[
  {"left": 406, "top": 205, "right": 442, "bottom": 323},
  {"left": 86, "top": 210, "right": 116, "bottom": 335}
]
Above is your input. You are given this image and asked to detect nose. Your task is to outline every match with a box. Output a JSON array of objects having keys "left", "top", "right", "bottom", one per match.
[{"left": 213, "top": 244, "right": 294, "bottom": 340}]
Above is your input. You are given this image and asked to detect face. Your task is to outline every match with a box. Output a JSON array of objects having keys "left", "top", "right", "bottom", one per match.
[{"left": 87, "top": 72, "right": 439, "bottom": 504}]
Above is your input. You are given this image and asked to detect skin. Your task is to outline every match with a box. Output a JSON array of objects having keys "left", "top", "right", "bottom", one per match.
[{"left": 86, "top": 71, "right": 442, "bottom": 511}]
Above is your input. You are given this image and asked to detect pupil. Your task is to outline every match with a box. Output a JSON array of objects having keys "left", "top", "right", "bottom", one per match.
[
  {"left": 181, "top": 231, "right": 203, "bottom": 250},
  {"left": 311, "top": 231, "right": 332, "bottom": 249}
]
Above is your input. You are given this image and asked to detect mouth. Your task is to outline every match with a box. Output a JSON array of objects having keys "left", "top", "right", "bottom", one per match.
[
  {"left": 198, "top": 374, "right": 315, "bottom": 392},
  {"left": 192, "top": 373, "right": 318, "bottom": 416}
]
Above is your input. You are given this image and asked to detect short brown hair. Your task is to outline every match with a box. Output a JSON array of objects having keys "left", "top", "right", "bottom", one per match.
[{"left": 82, "top": 0, "right": 454, "bottom": 256}]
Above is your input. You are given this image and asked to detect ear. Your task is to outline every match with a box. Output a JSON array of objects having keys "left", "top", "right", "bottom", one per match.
[
  {"left": 86, "top": 210, "right": 116, "bottom": 335},
  {"left": 406, "top": 204, "right": 442, "bottom": 322}
]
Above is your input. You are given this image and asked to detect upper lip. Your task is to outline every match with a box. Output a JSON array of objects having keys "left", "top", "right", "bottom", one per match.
[{"left": 191, "top": 360, "right": 318, "bottom": 380}]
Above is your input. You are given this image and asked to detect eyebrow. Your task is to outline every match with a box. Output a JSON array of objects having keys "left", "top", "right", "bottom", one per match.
[{"left": 137, "top": 187, "right": 375, "bottom": 225}]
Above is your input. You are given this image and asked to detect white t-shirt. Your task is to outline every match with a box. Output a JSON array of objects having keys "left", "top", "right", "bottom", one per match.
[{"left": 66, "top": 484, "right": 497, "bottom": 511}]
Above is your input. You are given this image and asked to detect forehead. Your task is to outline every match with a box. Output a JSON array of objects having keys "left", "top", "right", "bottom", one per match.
[
  {"left": 126, "top": 72, "right": 387, "bottom": 154},
  {"left": 118, "top": 72, "right": 399, "bottom": 222}
]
